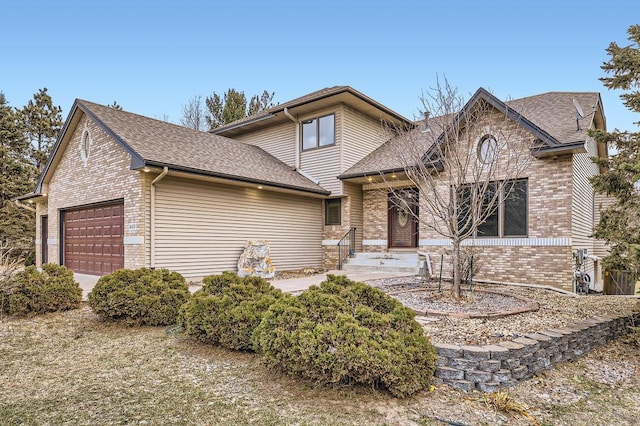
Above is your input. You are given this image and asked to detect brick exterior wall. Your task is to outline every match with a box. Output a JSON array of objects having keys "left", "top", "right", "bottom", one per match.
[
  {"left": 35, "top": 201, "right": 48, "bottom": 265},
  {"left": 36, "top": 114, "right": 146, "bottom": 272},
  {"left": 359, "top": 115, "right": 580, "bottom": 289},
  {"left": 322, "top": 195, "right": 353, "bottom": 269},
  {"left": 362, "top": 189, "right": 387, "bottom": 253}
]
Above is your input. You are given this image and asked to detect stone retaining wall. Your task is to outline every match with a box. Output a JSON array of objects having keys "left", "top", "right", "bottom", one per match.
[{"left": 434, "top": 312, "right": 640, "bottom": 392}]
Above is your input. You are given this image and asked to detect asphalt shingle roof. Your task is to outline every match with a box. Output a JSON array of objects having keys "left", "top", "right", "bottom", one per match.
[
  {"left": 212, "top": 86, "right": 352, "bottom": 132},
  {"left": 78, "top": 100, "right": 329, "bottom": 195},
  {"left": 506, "top": 92, "right": 600, "bottom": 144},
  {"left": 340, "top": 91, "right": 601, "bottom": 179}
]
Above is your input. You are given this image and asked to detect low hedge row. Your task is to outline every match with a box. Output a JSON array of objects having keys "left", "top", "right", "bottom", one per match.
[
  {"left": 0, "top": 264, "right": 82, "bottom": 316},
  {"left": 178, "top": 271, "right": 286, "bottom": 350},
  {"left": 5, "top": 265, "right": 436, "bottom": 398},
  {"left": 87, "top": 268, "right": 190, "bottom": 326},
  {"left": 253, "top": 275, "right": 437, "bottom": 398}
]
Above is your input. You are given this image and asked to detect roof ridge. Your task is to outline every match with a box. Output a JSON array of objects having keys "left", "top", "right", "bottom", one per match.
[
  {"left": 505, "top": 91, "right": 600, "bottom": 103},
  {"left": 77, "top": 99, "right": 213, "bottom": 135},
  {"left": 215, "top": 85, "right": 352, "bottom": 130}
]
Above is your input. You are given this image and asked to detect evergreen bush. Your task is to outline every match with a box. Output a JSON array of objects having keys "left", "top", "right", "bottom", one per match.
[
  {"left": 87, "top": 268, "right": 190, "bottom": 326},
  {"left": 178, "top": 272, "right": 285, "bottom": 351},
  {"left": 0, "top": 264, "right": 82, "bottom": 316},
  {"left": 253, "top": 275, "right": 437, "bottom": 398}
]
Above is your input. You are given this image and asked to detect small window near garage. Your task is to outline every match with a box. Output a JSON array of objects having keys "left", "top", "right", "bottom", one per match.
[
  {"left": 80, "top": 129, "right": 92, "bottom": 166},
  {"left": 325, "top": 198, "right": 341, "bottom": 225},
  {"left": 477, "top": 134, "right": 498, "bottom": 164},
  {"left": 302, "top": 114, "right": 335, "bottom": 150}
]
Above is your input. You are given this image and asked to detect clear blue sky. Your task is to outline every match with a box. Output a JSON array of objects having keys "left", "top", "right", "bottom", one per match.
[{"left": 2, "top": 1, "right": 638, "bottom": 132}]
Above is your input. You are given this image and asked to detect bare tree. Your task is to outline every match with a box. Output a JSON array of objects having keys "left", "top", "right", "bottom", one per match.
[
  {"left": 0, "top": 240, "right": 26, "bottom": 281},
  {"left": 386, "top": 80, "right": 533, "bottom": 297},
  {"left": 180, "top": 95, "right": 206, "bottom": 131}
]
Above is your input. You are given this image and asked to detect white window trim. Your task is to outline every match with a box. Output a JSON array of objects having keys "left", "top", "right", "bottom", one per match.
[{"left": 80, "top": 127, "right": 92, "bottom": 167}]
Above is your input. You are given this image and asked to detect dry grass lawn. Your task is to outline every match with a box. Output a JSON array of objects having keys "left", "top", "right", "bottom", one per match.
[{"left": 1, "top": 305, "right": 639, "bottom": 425}]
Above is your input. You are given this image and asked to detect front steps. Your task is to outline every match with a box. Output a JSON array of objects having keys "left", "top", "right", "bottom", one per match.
[{"left": 340, "top": 252, "right": 421, "bottom": 274}]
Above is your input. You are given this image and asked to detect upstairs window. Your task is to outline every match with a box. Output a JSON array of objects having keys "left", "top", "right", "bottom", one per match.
[{"left": 302, "top": 114, "right": 335, "bottom": 150}]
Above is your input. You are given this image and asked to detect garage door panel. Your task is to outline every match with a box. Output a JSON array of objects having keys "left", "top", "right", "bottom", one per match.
[{"left": 63, "top": 201, "right": 124, "bottom": 275}]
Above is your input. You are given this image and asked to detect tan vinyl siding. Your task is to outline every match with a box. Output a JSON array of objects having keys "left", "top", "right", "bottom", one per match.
[
  {"left": 342, "top": 105, "right": 390, "bottom": 170},
  {"left": 344, "top": 182, "right": 363, "bottom": 251},
  {"left": 154, "top": 177, "right": 322, "bottom": 279},
  {"left": 300, "top": 108, "right": 343, "bottom": 195},
  {"left": 235, "top": 121, "right": 296, "bottom": 167},
  {"left": 572, "top": 137, "right": 599, "bottom": 277}
]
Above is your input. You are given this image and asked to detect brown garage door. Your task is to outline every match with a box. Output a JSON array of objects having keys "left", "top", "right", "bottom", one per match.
[{"left": 63, "top": 201, "right": 124, "bottom": 275}]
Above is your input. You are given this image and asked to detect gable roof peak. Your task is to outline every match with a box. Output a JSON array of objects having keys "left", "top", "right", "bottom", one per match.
[{"left": 35, "top": 97, "right": 330, "bottom": 197}]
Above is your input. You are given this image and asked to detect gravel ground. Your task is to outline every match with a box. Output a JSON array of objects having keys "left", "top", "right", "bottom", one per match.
[{"left": 366, "top": 276, "right": 640, "bottom": 346}]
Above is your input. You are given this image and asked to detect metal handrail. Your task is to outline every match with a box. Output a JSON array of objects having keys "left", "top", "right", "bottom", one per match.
[{"left": 337, "top": 227, "right": 356, "bottom": 270}]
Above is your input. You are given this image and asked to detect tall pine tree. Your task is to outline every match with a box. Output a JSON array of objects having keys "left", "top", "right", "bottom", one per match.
[
  {"left": 0, "top": 93, "right": 36, "bottom": 247},
  {"left": 21, "top": 88, "right": 63, "bottom": 173},
  {"left": 590, "top": 24, "right": 640, "bottom": 271},
  {"left": 204, "top": 89, "right": 274, "bottom": 130}
]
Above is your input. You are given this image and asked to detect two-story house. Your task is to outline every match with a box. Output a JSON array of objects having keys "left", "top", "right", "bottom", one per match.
[{"left": 19, "top": 86, "right": 608, "bottom": 291}]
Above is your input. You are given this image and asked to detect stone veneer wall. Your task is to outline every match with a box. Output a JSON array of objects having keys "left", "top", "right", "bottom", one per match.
[{"left": 433, "top": 312, "right": 640, "bottom": 392}]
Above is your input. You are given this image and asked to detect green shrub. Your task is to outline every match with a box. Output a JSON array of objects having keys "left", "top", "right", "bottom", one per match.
[
  {"left": 178, "top": 272, "right": 285, "bottom": 351},
  {"left": 253, "top": 274, "right": 437, "bottom": 398},
  {"left": 24, "top": 250, "right": 36, "bottom": 266},
  {"left": 87, "top": 268, "right": 190, "bottom": 326},
  {"left": 0, "top": 264, "right": 82, "bottom": 316}
]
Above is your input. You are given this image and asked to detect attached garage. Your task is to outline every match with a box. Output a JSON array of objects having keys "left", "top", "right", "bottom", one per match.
[
  {"left": 62, "top": 201, "right": 124, "bottom": 275},
  {"left": 154, "top": 177, "right": 323, "bottom": 279},
  {"left": 24, "top": 99, "right": 330, "bottom": 276}
]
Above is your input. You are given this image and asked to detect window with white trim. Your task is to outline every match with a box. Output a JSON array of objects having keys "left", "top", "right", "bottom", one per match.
[
  {"left": 80, "top": 129, "right": 92, "bottom": 166},
  {"left": 477, "top": 134, "right": 499, "bottom": 164}
]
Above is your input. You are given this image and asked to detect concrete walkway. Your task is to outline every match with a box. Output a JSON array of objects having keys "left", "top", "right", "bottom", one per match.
[
  {"left": 269, "top": 270, "right": 414, "bottom": 293},
  {"left": 75, "top": 270, "right": 415, "bottom": 300}
]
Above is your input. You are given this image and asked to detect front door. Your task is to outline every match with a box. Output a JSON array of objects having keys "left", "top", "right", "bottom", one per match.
[{"left": 388, "top": 189, "right": 418, "bottom": 248}]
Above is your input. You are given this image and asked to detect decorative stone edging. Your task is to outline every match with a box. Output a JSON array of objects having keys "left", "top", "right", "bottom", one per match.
[{"left": 433, "top": 311, "right": 640, "bottom": 393}]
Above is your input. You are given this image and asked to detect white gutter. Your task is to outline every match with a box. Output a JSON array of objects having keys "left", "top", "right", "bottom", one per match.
[
  {"left": 150, "top": 166, "right": 169, "bottom": 268},
  {"left": 14, "top": 199, "right": 36, "bottom": 212},
  {"left": 297, "top": 168, "right": 320, "bottom": 185},
  {"left": 283, "top": 107, "right": 300, "bottom": 170}
]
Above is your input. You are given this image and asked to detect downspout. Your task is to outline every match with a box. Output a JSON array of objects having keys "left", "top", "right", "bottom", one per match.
[
  {"left": 150, "top": 166, "right": 168, "bottom": 269},
  {"left": 14, "top": 199, "right": 36, "bottom": 212},
  {"left": 283, "top": 107, "right": 300, "bottom": 170}
]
